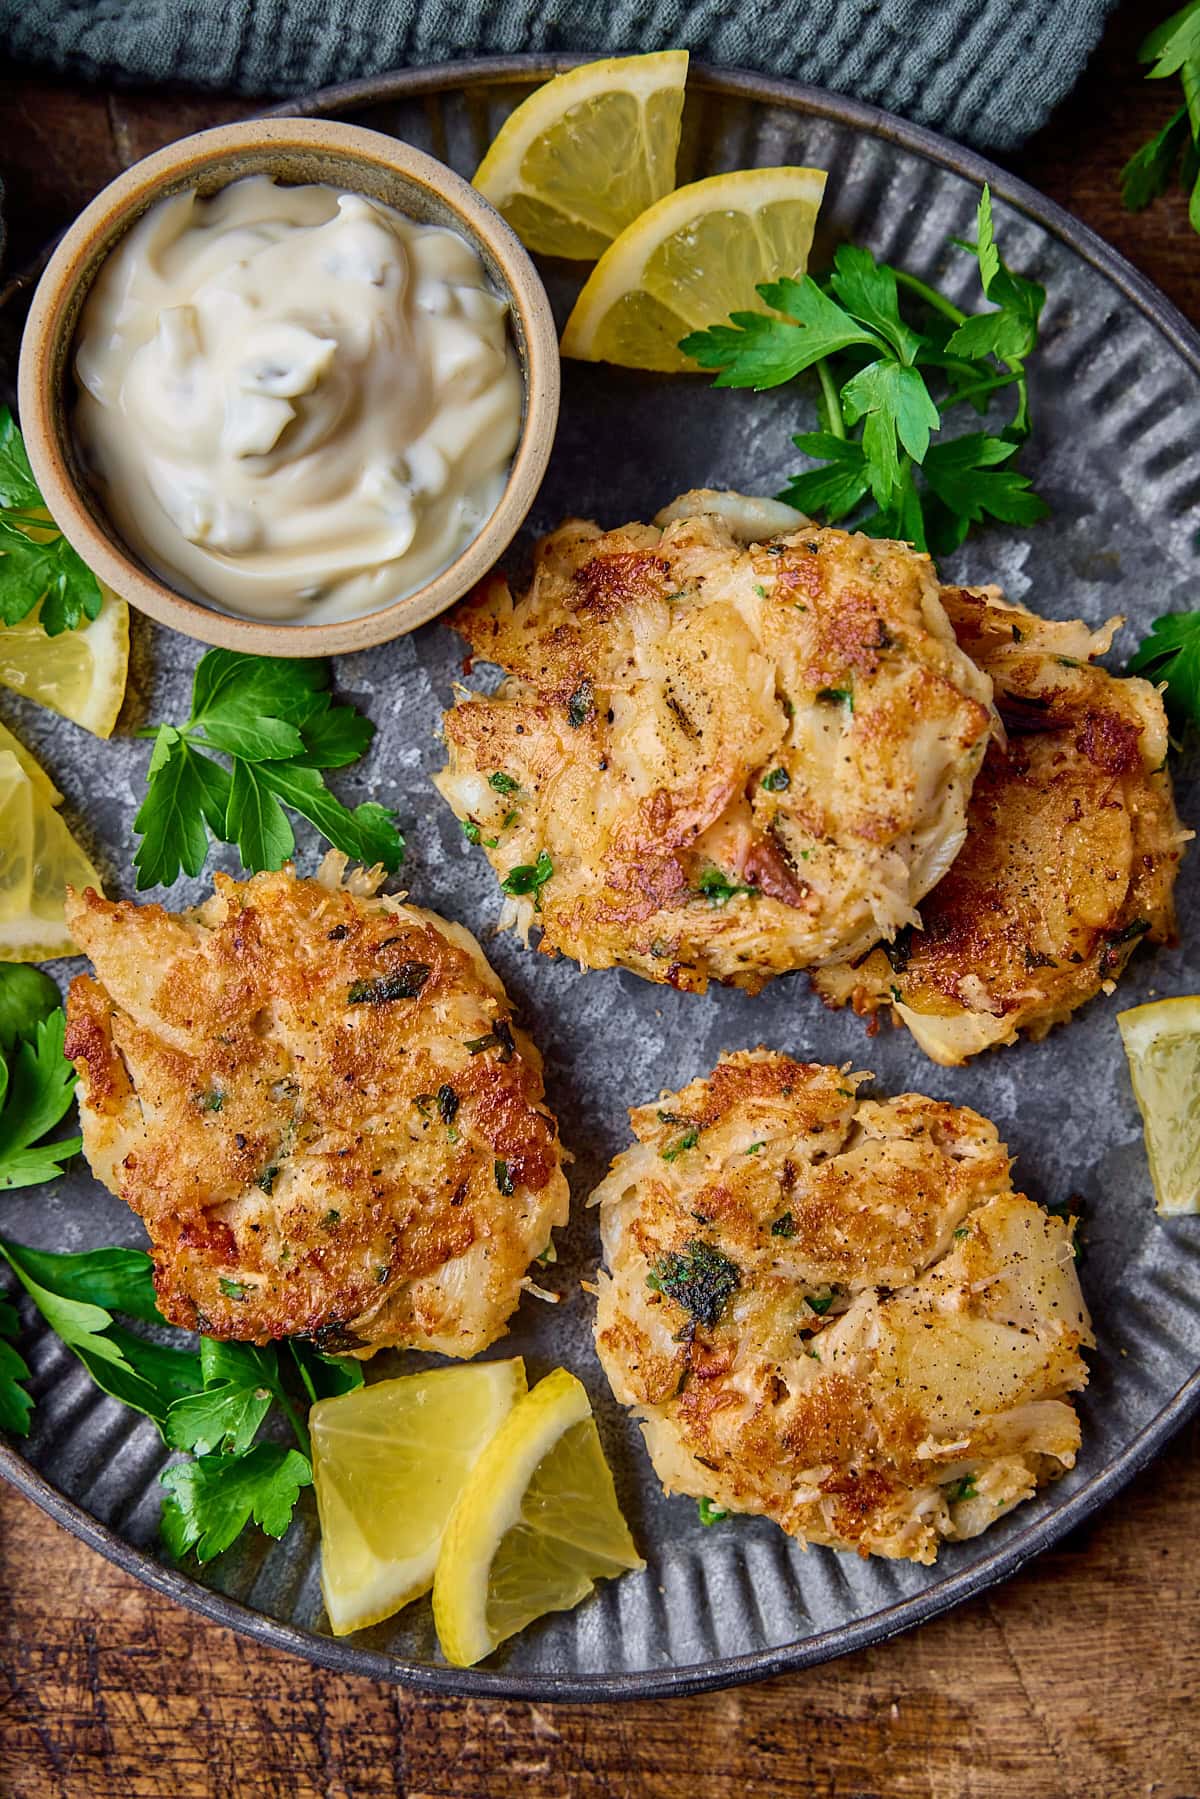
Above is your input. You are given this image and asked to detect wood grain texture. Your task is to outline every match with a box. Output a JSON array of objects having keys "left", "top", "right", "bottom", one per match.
[{"left": 1, "top": 1, "right": 1199, "bottom": 1792}]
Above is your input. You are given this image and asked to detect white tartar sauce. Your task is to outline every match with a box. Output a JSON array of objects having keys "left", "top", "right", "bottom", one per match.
[{"left": 73, "top": 175, "right": 523, "bottom": 623}]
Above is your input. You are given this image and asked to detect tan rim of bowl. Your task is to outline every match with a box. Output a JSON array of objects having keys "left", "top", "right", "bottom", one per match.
[{"left": 17, "top": 117, "right": 560, "bottom": 657}]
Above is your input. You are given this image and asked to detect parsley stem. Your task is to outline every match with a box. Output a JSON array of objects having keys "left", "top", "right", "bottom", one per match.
[
  {"left": 1, "top": 511, "right": 57, "bottom": 534},
  {"left": 893, "top": 268, "right": 967, "bottom": 327},
  {"left": 815, "top": 358, "right": 846, "bottom": 439},
  {"left": 275, "top": 1381, "right": 312, "bottom": 1460}
]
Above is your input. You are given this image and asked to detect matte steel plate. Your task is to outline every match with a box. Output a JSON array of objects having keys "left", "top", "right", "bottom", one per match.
[{"left": 2, "top": 59, "right": 1199, "bottom": 1700}]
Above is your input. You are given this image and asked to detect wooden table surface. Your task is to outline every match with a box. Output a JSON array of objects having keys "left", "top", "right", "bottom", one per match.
[{"left": 2, "top": 6, "right": 1198, "bottom": 1794}]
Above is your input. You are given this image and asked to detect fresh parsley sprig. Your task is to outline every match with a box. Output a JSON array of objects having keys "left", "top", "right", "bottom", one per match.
[
  {"left": 0, "top": 408, "right": 103, "bottom": 638},
  {"left": 1120, "top": 2, "right": 1200, "bottom": 235},
  {"left": 134, "top": 649, "right": 404, "bottom": 889},
  {"left": 1128, "top": 609, "right": 1200, "bottom": 728},
  {"left": 681, "top": 188, "right": 1048, "bottom": 557},
  {"left": 0, "top": 1007, "right": 81, "bottom": 1191},
  {"left": 0, "top": 1234, "right": 362, "bottom": 1561}
]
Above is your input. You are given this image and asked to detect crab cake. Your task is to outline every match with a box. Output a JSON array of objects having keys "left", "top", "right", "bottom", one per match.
[
  {"left": 434, "top": 493, "right": 994, "bottom": 995},
  {"left": 814, "top": 588, "right": 1189, "bottom": 1063},
  {"left": 63, "top": 858, "right": 568, "bottom": 1357},
  {"left": 592, "top": 1050, "right": 1091, "bottom": 1564}
]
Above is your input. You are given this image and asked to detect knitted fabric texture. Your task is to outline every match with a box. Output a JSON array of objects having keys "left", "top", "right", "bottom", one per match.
[{"left": 0, "top": 1, "right": 1115, "bottom": 151}]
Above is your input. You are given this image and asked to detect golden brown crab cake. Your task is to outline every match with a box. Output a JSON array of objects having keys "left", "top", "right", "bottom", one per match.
[
  {"left": 814, "top": 588, "right": 1189, "bottom": 1063},
  {"left": 63, "top": 857, "right": 568, "bottom": 1356},
  {"left": 592, "top": 1049, "right": 1091, "bottom": 1564},
  {"left": 434, "top": 493, "right": 994, "bottom": 995}
]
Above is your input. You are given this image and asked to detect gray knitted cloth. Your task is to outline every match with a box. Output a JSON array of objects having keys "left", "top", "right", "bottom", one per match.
[{"left": 0, "top": 1, "right": 1116, "bottom": 151}]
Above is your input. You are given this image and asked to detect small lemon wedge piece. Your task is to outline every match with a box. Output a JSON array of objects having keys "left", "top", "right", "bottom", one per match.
[
  {"left": 1118, "top": 996, "right": 1200, "bottom": 1214},
  {"left": 0, "top": 717, "right": 61, "bottom": 805},
  {"left": 473, "top": 50, "right": 688, "bottom": 258},
  {"left": 311, "top": 1359, "right": 526, "bottom": 1637},
  {"left": 0, "top": 734, "right": 103, "bottom": 962},
  {"left": 561, "top": 164, "right": 827, "bottom": 372},
  {"left": 0, "top": 582, "right": 129, "bottom": 739},
  {"left": 433, "top": 1367, "right": 643, "bottom": 1668}
]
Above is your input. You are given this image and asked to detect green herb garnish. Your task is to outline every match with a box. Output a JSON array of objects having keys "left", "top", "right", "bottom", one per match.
[
  {"left": 681, "top": 189, "right": 1048, "bottom": 556},
  {"left": 495, "top": 1158, "right": 515, "bottom": 1196},
  {"left": 697, "top": 1496, "right": 730, "bottom": 1526},
  {"left": 647, "top": 1239, "right": 741, "bottom": 1327},
  {"left": 500, "top": 850, "right": 554, "bottom": 907},
  {"left": 696, "top": 866, "right": 757, "bottom": 908},
  {"left": 770, "top": 1212, "right": 795, "bottom": 1238},
  {"left": 347, "top": 963, "right": 431, "bottom": 1004},
  {"left": 0, "top": 407, "right": 103, "bottom": 636},
  {"left": 488, "top": 771, "right": 520, "bottom": 795},
  {"left": 761, "top": 767, "right": 790, "bottom": 792},
  {"left": 661, "top": 1127, "right": 700, "bottom": 1162},
  {"left": 1128, "top": 610, "right": 1200, "bottom": 728},
  {"left": 567, "top": 677, "right": 596, "bottom": 727},
  {"left": 944, "top": 1475, "right": 979, "bottom": 1504},
  {"left": 133, "top": 649, "right": 403, "bottom": 889},
  {"left": 0, "top": 1008, "right": 80, "bottom": 1192},
  {"left": 1120, "top": 3, "right": 1200, "bottom": 234}
]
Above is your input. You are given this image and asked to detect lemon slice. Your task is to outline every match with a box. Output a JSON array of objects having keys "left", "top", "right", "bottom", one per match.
[
  {"left": 473, "top": 51, "right": 688, "bottom": 259},
  {"left": 311, "top": 1359, "right": 526, "bottom": 1637},
  {"left": 0, "top": 737, "right": 103, "bottom": 962},
  {"left": 433, "top": 1367, "right": 643, "bottom": 1668},
  {"left": 1118, "top": 997, "right": 1200, "bottom": 1214},
  {"left": 0, "top": 582, "right": 129, "bottom": 738},
  {"left": 561, "top": 165, "right": 827, "bottom": 372},
  {"left": 0, "top": 717, "right": 60, "bottom": 805}
]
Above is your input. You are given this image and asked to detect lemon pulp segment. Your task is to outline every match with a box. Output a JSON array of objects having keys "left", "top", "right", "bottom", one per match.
[
  {"left": 1118, "top": 996, "right": 1200, "bottom": 1215},
  {"left": 0, "top": 736, "right": 102, "bottom": 961},
  {"left": 0, "top": 581, "right": 129, "bottom": 739}
]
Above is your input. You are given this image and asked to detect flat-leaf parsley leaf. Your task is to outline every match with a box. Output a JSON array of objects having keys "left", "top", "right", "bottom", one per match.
[{"left": 133, "top": 649, "right": 404, "bottom": 888}]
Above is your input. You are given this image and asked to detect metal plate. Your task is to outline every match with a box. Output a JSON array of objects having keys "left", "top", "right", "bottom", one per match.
[{"left": 3, "top": 59, "right": 1200, "bottom": 1702}]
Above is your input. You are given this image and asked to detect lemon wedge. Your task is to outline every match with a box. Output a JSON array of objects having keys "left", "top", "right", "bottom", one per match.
[
  {"left": 0, "top": 583, "right": 129, "bottom": 739},
  {"left": 433, "top": 1367, "right": 643, "bottom": 1668},
  {"left": 560, "top": 164, "right": 827, "bottom": 372},
  {"left": 0, "top": 730, "right": 103, "bottom": 962},
  {"left": 1118, "top": 996, "right": 1200, "bottom": 1214},
  {"left": 473, "top": 51, "right": 688, "bottom": 258},
  {"left": 0, "top": 717, "right": 61, "bottom": 805},
  {"left": 311, "top": 1359, "right": 526, "bottom": 1637}
]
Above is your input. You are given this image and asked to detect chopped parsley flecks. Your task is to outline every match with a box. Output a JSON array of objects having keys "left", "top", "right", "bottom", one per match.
[
  {"left": 697, "top": 866, "right": 757, "bottom": 908},
  {"left": 347, "top": 963, "right": 431, "bottom": 1004},
  {"left": 567, "top": 677, "right": 596, "bottom": 728},
  {"left": 697, "top": 1496, "right": 730, "bottom": 1526},
  {"left": 500, "top": 850, "right": 554, "bottom": 908},
  {"left": 464, "top": 1019, "right": 516, "bottom": 1063},
  {"left": 661, "top": 1127, "right": 700, "bottom": 1163},
  {"left": 647, "top": 1239, "right": 741, "bottom": 1327}
]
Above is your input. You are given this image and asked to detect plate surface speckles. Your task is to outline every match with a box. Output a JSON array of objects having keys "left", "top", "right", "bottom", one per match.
[{"left": 2, "top": 60, "right": 1200, "bottom": 1701}]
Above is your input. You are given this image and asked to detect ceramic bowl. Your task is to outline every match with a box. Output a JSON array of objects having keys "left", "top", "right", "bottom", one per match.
[{"left": 16, "top": 117, "right": 560, "bottom": 656}]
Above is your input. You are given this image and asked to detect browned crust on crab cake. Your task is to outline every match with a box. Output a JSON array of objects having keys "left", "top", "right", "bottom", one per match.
[
  {"left": 592, "top": 1049, "right": 1091, "bottom": 1563},
  {"left": 64, "top": 861, "right": 568, "bottom": 1356},
  {"left": 434, "top": 502, "right": 994, "bottom": 995},
  {"left": 814, "top": 588, "right": 1189, "bottom": 1062}
]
